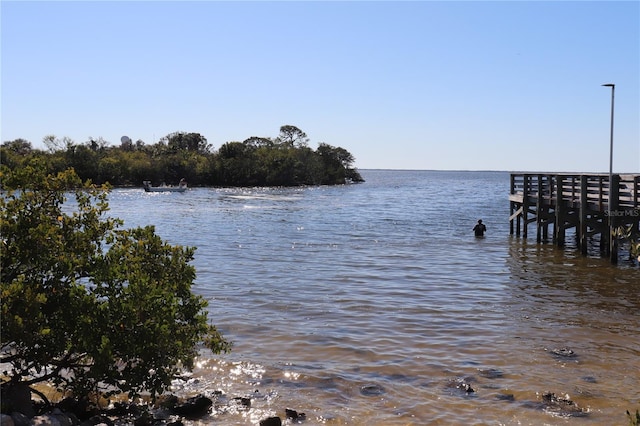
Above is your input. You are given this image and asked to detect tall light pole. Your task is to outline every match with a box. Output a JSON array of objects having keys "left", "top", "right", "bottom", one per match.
[{"left": 602, "top": 83, "right": 615, "bottom": 261}]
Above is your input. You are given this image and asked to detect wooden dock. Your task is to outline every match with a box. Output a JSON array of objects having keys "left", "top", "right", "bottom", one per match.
[{"left": 509, "top": 173, "right": 640, "bottom": 263}]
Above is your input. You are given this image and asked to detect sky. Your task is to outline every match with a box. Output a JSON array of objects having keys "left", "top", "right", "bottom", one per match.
[{"left": 1, "top": 1, "right": 639, "bottom": 172}]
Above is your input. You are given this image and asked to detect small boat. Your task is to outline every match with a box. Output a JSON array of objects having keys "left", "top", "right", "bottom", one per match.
[{"left": 143, "top": 179, "right": 187, "bottom": 193}]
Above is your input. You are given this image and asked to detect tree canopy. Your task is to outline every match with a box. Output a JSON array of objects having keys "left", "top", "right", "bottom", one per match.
[
  {"left": 1, "top": 125, "right": 364, "bottom": 187},
  {"left": 0, "top": 161, "right": 230, "bottom": 400}
]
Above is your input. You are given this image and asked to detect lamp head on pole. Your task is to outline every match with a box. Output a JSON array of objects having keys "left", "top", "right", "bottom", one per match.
[{"left": 602, "top": 83, "right": 615, "bottom": 88}]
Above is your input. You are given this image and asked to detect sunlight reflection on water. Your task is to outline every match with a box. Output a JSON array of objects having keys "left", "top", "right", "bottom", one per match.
[{"left": 105, "top": 171, "right": 640, "bottom": 425}]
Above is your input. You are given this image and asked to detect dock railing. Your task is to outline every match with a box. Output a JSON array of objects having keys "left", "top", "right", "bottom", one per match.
[{"left": 509, "top": 173, "right": 640, "bottom": 263}]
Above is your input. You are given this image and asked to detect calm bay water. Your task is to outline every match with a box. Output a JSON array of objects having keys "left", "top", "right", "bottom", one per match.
[{"left": 106, "top": 170, "right": 640, "bottom": 425}]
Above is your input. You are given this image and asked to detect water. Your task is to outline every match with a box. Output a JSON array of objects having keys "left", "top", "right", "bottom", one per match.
[{"left": 105, "top": 170, "right": 640, "bottom": 425}]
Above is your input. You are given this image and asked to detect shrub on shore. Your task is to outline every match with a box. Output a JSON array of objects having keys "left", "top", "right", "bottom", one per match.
[{"left": 1, "top": 160, "right": 230, "bottom": 412}]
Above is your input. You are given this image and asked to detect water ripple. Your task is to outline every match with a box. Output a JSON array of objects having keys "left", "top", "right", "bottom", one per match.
[{"left": 105, "top": 171, "right": 640, "bottom": 425}]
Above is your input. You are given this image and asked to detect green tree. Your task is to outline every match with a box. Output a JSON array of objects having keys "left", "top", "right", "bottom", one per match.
[
  {"left": 1, "top": 139, "right": 35, "bottom": 170},
  {"left": 316, "top": 143, "right": 364, "bottom": 184},
  {"left": 1, "top": 139, "right": 33, "bottom": 156},
  {"left": 64, "top": 142, "right": 99, "bottom": 181},
  {"left": 0, "top": 160, "right": 230, "bottom": 402},
  {"left": 96, "top": 154, "right": 125, "bottom": 185},
  {"left": 216, "top": 141, "right": 256, "bottom": 186},
  {"left": 162, "top": 132, "right": 211, "bottom": 154},
  {"left": 276, "top": 125, "right": 309, "bottom": 148},
  {"left": 127, "top": 150, "right": 156, "bottom": 186},
  {"left": 243, "top": 136, "right": 274, "bottom": 149}
]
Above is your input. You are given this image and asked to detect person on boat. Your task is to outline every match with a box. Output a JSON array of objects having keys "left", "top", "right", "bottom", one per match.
[
  {"left": 473, "top": 219, "right": 486, "bottom": 237},
  {"left": 179, "top": 178, "right": 187, "bottom": 188}
]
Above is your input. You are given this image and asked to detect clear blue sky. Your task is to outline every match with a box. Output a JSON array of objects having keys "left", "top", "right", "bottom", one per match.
[{"left": 2, "top": 1, "right": 639, "bottom": 172}]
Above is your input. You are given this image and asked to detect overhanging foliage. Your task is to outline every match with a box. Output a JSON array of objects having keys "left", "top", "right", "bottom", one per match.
[{"left": 0, "top": 160, "right": 230, "bottom": 400}]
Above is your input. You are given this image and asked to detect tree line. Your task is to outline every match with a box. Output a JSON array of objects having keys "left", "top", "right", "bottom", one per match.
[{"left": 0, "top": 125, "right": 364, "bottom": 187}]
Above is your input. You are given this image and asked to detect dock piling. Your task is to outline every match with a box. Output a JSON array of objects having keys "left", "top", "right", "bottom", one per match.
[{"left": 509, "top": 173, "right": 639, "bottom": 264}]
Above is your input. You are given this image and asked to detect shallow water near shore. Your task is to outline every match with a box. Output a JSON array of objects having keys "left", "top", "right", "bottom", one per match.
[{"left": 106, "top": 170, "right": 640, "bottom": 425}]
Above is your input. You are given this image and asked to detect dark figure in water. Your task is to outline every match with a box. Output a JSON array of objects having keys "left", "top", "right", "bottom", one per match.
[{"left": 473, "top": 219, "right": 486, "bottom": 237}]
